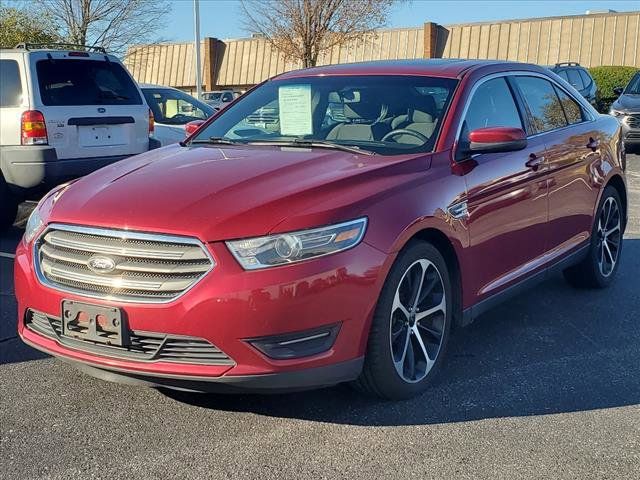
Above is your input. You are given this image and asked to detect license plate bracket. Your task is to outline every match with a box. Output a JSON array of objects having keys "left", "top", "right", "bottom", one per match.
[{"left": 62, "top": 300, "right": 127, "bottom": 347}]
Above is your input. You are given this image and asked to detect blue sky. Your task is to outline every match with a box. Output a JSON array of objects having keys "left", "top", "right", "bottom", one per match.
[{"left": 168, "top": 0, "right": 639, "bottom": 42}]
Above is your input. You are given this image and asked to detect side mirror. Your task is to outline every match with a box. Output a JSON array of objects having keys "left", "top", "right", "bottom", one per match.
[
  {"left": 185, "top": 120, "right": 205, "bottom": 137},
  {"left": 465, "top": 127, "right": 527, "bottom": 155},
  {"left": 613, "top": 86, "right": 624, "bottom": 96}
]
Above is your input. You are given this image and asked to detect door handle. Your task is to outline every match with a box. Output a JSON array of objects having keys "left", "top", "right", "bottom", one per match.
[
  {"left": 587, "top": 137, "right": 600, "bottom": 150},
  {"left": 526, "top": 154, "right": 545, "bottom": 171}
]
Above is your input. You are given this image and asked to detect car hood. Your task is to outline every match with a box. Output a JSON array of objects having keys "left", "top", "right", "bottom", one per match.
[
  {"left": 48, "top": 143, "right": 430, "bottom": 241},
  {"left": 612, "top": 94, "right": 640, "bottom": 112}
]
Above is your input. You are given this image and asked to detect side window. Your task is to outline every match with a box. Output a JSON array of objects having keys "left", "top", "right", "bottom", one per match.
[
  {"left": 554, "top": 87, "right": 584, "bottom": 125},
  {"left": 514, "top": 76, "right": 568, "bottom": 134},
  {"left": 566, "top": 69, "right": 584, "bottom": 90},
  {"left": 0, "top": 60, "right": 22, "bottom": 107},
  {"left": 222, "top": 92, "right": 233, "bottom": 102},
  {"left": 463, "top": 77, "right": 523, "bottom": 134},
  {"left": 557, "top": 70, "right": 569, "bottom": 82}
]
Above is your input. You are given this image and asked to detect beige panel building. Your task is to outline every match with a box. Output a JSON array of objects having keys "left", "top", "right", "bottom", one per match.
[{"left": 124, "top": 10, "right": 640, "bottom": 92}]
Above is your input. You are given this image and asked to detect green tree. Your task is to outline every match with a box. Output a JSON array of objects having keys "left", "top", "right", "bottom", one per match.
[{"left": 0, "top": 6, "right": 59, "bottom": 49}]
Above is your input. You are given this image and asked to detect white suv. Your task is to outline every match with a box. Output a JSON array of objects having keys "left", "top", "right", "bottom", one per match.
[{"left": 0, "top": 44, "right": 159, "bottom": 229}]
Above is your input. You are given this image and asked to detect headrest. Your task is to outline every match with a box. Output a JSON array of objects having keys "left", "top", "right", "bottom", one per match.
[
  {"left": 416, "top": 95, "right": 437, "bottom": 117},
  {"left": 343, "top": 97, "right": 383, "bottom": 121},
  {"left": 409, "top": 109, "right": 434, "bottom": 123}
]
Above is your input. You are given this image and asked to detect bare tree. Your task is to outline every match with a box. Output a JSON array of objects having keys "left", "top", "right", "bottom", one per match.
[
  {"left": 241, "top": 0, "right": 398, "bottom": 68},
  {"left": 30, "top": 0, "right": 171, "bottom": 56}
]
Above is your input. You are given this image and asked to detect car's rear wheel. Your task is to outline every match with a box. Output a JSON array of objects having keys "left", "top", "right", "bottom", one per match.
[
  {"left": 563, "top": 186, "right": 623, "bottom": 288},
  {"left": 354, "top": 241, "right": 452, "bottom": 400},
  {"left": 0, "top": 174, "right": 19, "bottom": 231}
]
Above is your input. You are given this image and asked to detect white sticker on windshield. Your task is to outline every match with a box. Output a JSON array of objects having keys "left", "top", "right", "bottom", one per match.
[{"left": 278, "top": 84, "right": 312, "bottom": 136}]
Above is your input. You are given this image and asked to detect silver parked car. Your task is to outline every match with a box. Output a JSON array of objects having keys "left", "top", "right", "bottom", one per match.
[
  {"left": 610, "top": 70, "right": 640, "bottom": 152},
  {"left": 140, "top": 84, "right": 215, "bottom": 146}
]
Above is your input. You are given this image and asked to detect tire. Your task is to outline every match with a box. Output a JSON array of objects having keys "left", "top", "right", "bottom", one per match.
[
  {"left": 563, "top": 186, "right": 623, "bottom": 289},
  {"left": 354, "top": 241, "right": 453, "bottom": 400},
  {"left": 0, "top": 175, "right": 19, "bottom": 231}
]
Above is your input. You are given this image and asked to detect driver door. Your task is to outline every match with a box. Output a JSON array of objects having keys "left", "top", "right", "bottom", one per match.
[{"left": 459, "top": 76, "right": 549, "bottom": 303}]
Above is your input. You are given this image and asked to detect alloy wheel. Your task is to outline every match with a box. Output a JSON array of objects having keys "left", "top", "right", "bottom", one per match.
[
  {"left": 596, "top": 196, "right": 621, "bottom": 278},
  {"left": 389, "top": 259, "right": 446, "bottom": 383}
]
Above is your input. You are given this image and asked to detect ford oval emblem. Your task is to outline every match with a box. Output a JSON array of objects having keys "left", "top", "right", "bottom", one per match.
[
  {"left": 97, "top": 107, "right": 106, "bottom": 113},
  {"left": 87, "top": 255, "right": 117, "bottom": 274}
]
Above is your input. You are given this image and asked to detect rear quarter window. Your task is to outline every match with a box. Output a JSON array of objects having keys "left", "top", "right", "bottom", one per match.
[
  {"left": 36, "top": 59, "right": 142, "bottom": 106},
  {"left": 0, "top": 60, "right": 22, "bottom": 107}
]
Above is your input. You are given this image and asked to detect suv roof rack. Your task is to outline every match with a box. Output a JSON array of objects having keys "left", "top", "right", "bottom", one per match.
[
  {"left": 555, "top": 61, "right": 581, "bottom": 67},
  {"left": 14, "top": 43, "right": 107, "bottom": 54}
]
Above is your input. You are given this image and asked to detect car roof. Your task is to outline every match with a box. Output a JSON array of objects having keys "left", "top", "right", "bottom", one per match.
[{"left": 275, "top": 59, "right": 541, "bottom": 80}]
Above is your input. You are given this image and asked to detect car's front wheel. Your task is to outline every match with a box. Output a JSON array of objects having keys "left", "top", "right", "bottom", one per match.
[{"left": 354, "top": 241, "right": 452, "bottom": 400}]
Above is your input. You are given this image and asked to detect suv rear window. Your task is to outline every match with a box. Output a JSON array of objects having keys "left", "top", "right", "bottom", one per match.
[
  {"left": 36, "top": 59, "right": 142, "bottom": 106},
  {"left": 0, "top": 60, "right": 22, "bottom": 107}
]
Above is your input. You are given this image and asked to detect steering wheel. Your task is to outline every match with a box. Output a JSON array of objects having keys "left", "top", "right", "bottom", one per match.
[{"left": 381, "top": 129, "right": 429, "bottom": 143}]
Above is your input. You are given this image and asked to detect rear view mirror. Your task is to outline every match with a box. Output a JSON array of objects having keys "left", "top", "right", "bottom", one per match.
[
  {"left": 185, "top": 120, "right": 205, "bottom": 137},
  {"left": 465, "top": 127, "right": 527, "bottom": 155},
  {"left": 613, "top": 86, "right": 624, "bottom": 96}
]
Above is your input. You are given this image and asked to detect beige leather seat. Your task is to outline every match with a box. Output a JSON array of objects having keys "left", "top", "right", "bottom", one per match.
[
  {"left": 326, "top": 95, "right": 390, "bottom": 141},
  {"left": 389, "top": 95, "right": 438, "bottom": 145}
]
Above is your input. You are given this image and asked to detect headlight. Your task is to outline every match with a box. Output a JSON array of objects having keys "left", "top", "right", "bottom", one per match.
[
  {"left": 226, "top": 218, "right": 367, "bottom": 270},
  {"left": 609, "top": 108, "right": 625, "bottom": 117},
  {"left": 24, "top": 208, "right": 44, "bottom": 244}
]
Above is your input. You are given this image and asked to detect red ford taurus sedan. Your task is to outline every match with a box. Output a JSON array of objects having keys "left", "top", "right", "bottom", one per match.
[{"left": 15, "top": 60, "right": 627, "bottom": 399}]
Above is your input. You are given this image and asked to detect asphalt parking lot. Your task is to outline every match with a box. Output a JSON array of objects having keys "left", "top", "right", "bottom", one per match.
[{"left": 1, "top": 157, "right": 639, "bottom": 480}]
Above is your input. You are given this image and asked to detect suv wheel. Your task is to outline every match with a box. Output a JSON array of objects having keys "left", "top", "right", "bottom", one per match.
[
  {"left": 0, "top": 175, "right": 19, "bottom": 230},
  {"left": 564, "top": 186, "right": 623, "bottom": 288},
  {"left": 354, "top": 241, "right": 452, "bottom": 399}
]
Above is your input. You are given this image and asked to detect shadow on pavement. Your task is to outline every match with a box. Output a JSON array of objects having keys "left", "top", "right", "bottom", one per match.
[{"left": 164, "top": 238, "right": 640, "bottom": 426}]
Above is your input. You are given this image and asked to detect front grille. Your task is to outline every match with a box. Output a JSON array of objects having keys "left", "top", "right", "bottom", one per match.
[
  {"left": 26, "top": 310, "right": 234, "bottom": 365},
  {"left": 626, "top": 114, "right": 640, "bottom": 129},
  {"left": 34, "top": 224, "right": 214, "bottom": 303}
]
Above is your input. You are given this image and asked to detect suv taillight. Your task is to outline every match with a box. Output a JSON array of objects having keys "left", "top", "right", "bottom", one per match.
[
  {"left": 148, "top": 108, "right": 155, "bottom": 136},
  {"left": 21, "top": 110, "right": 48, "bottom": 145}
]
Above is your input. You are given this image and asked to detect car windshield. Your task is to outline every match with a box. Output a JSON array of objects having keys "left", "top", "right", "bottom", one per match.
[
  {"left": 203, "top": 92, "right": 222, "bottom": 102},
  {"left": 624, "top": 73, "right": 640, "bottom": 94},
  {"left": 191, "top": 75, "right": 457, "bottom": 155},
  {"left": 143, "top": 88, "right": 214, "bottom": 125}
]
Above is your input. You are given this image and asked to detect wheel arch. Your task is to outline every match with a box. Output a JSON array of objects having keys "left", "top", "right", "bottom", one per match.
[
  {"left": 605, "top": 174, "right": 628, "bottom": 230},
  {"left": 406, "top": 227, "right": 465, "bottom": 328}
]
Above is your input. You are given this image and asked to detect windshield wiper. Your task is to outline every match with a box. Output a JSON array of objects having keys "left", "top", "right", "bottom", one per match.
[
  {"left": 190, "top": 136, "right": 242, "bottom": 145},
  {"left": 247, "top": 139, "right": 375, "bottom": 156}
]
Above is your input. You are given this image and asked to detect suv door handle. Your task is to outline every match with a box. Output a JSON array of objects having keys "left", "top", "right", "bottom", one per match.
[
  {"left": 526, "top": 154, "right": 545, "bottom": 170},
  {"left": 587, "top": 137, "right": 600, "bottom": 150}
]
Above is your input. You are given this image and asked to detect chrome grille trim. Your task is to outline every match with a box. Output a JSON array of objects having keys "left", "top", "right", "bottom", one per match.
[{"left": 34, "top": 224, "right": 215, "bottom": 303}]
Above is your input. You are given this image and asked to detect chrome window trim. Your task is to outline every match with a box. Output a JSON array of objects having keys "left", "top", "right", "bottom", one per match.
[
  {"left": 33, "top": 223, "right": 216, "bottom": 304},
  {"left": 454, "top": 70, "right": 598, "bottom": 152}
]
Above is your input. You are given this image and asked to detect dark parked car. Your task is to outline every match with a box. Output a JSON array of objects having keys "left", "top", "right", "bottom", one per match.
[
  {"left": 16, "top": 59, "right": 626, "bottom": 400},
  {"left": 549, "top": 62, "right": 597, "bottom": 104},
  {"left": 610, "top": 70, "right": 640, "bottom": 151}
]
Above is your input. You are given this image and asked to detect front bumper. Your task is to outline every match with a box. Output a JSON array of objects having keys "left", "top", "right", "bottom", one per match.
[
  {"left": 15, "top": 235, "right": 389, "bottom": 392},
  {"left": 620, "top": 115, "right": 640, "bottom": 145}
]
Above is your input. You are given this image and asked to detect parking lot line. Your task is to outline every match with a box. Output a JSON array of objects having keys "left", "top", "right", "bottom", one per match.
[{"left": 0, "top": 252, "right": 15, "bottom": 259}]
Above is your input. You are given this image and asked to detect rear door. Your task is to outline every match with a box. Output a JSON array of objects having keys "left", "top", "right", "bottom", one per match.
[
  {"left": 29, "top": 52, "right": 149, "bottom": 160},
  {"left": 0, "top": 54, "right": 28, "bottom": 146},
  {"left": 513, "top": 75, "right": 601, "bottom": 255}
]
